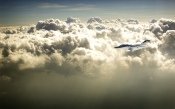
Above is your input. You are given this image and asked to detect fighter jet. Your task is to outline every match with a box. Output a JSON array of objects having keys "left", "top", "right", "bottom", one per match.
[{"left": 114, "top": 40, "right": 150, "bottom": 51}]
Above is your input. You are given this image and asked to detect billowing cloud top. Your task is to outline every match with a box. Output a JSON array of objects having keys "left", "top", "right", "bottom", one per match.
[{"left": 1, "top": 17, "right": 175, "bottom": 109}]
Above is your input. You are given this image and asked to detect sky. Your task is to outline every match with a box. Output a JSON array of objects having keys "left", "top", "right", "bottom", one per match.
[{"left": 0, "top": 0, "right": 175, "bottom": 26}]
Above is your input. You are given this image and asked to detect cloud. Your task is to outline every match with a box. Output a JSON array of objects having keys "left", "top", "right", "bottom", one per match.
[
  {"left": 125, "top": 24, "right": 143, "bottom": 33},
  {"left": 38, "top": 3, "right": 67, "bottom": 9},
  {"left": 159, "top": 30, "right": 175, "bottom": 58},
  {"left": 159, "top": 18, "right": 175, "bottom": 32},
  {"left": 0, "top": 75, "right": 11, "bottom": 82},
  {"left": 67, "top": 7, "right": 95, "bottom": 11},
  {"left": 66, "top": 17, "right": 81, "bottom": 23},
  {"left": 3, "top": 29, "right": 17, "bottom": 34},
  {"left": 87, "top": 17, "right": 103, "bottom": 23},
  {"left": 1, "top": 17, "right": 175, "bottom": 109},
  {"left": 36, "top": 19, "right": 69, "bottom": 31},
  {"left": 127, "top": 19, "right": 139, "bottom": 24},
  {"left": 38, "top": 3, "right": 95, "bottom": 11},
  {"left": 150, "top": 19, "right": 157, "bottom": 23},
  {"left": 66, "top": 4, "right": 95, "bottom": 11},
  {"left": 147, "top": 18, "right": 175, "bottom": 38}
]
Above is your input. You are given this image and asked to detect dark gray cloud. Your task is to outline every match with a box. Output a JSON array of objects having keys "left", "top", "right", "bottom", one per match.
[
  {"left": 87, "top": 17, "right": 103, "bottom": 24},
  {"left": 159, "top": 30, "right": 175, "bottom": 58},
  {"left": 159, "top": 18, "right": 175, "bottom": 32},
  {"left": 150, "top": 19, "right": 157, "bottom": 24},
  {"left": 127, "top": 19, "right": 139, "bottom": 24},
  {"left": 148, "top": 18, "right": 175, "bottom": 39},
  {"left": 0, "top": 17, "right": 175, "bottom": 109},
  {"left": 36, "top": 19, "right": 68, "bottom": 31},
  {"left": 66, "top": 17, "right": 81, "bottom": 24}
]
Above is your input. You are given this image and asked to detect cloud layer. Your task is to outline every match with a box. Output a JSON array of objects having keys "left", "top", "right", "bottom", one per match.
[{"left": 0, "top": 17, "right": 175, "bottom": 109}]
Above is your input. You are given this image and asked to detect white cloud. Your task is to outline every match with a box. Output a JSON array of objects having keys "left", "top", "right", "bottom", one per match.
[{"left": 1, "top": 17, "right": 175, "bottom": 109}]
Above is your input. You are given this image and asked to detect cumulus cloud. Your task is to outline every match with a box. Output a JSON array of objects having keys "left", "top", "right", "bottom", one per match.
[
  {"left": 87, "top": 17, "right": 103, "bottom": 23},
  {"left": 159, "top": 30, "right": 175, "bottom": 58},
  {"left": 66, "top": 17, "right": 81, "bottom": 23},
  {"left": 0, "top": 17, "right": 175, "bottom": 109},
  {"left": 150, "top": 19, "right": 157, "bottom": 23},
  {"left": 147, "top": 18, "right": 175, "bottom": 39},
  {"left": 36, "top": 19, "right": 68, "bottom": 31},
  {"left": 3, "top": 29, "right": 17, "bottom": 34},
  {"left": 127, "top": 19, "right": 139, "bottom": 24}
]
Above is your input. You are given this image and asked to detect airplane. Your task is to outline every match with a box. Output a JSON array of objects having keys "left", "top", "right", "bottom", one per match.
[{"left": 114, "top": 40, "right": 150, "bottom": 51}]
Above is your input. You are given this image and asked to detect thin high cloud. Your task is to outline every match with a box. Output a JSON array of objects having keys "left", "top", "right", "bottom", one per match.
[
  {"left": 37, "top": 3, "right": 95, "bottom": 11},
  {"left": 67, "top": 7, "right": 95, "bottom": 11},
  {"left": 66, "top": 4, "right": 95, "bottom": 11},
  {"left": 38, "top": 3, "right": 67, "bottom": 9}
]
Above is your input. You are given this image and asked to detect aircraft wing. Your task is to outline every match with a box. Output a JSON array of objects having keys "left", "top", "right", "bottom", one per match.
[
  {"left": 115, "top": 40, "right": 150, "bottom": 51},
  {"left": 128, "top": 45, "right": 145, "bottom": 51},
  {"left": 128, "top": 43, "right": 148, "bottom": 51}
]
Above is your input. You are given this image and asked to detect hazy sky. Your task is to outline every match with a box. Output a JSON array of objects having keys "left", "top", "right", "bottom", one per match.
[{"left": 0, "top": 0, "right": 175, "bottom": 26}]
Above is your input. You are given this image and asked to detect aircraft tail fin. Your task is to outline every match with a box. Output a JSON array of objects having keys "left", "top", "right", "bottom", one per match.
[{"left": 141, "top": 40, "right": 150, "bottom": 44}]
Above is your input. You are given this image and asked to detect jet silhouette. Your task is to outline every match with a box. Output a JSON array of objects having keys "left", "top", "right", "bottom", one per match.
[{"left": 114, "top": 40, "right": 150, "bottom": 51}]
